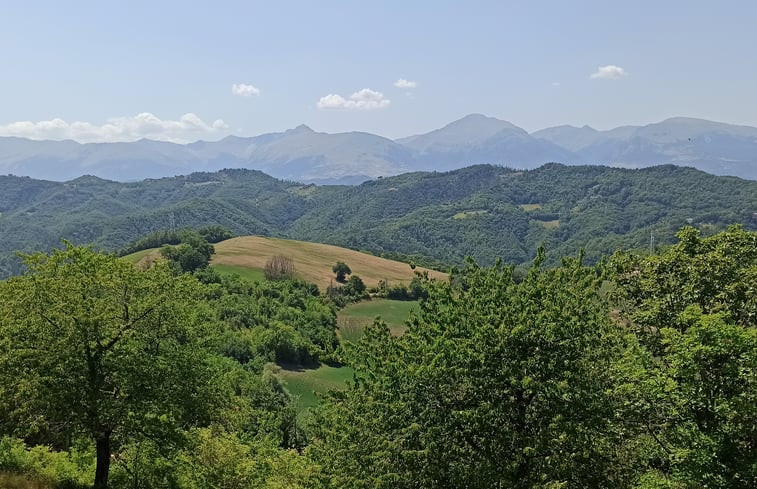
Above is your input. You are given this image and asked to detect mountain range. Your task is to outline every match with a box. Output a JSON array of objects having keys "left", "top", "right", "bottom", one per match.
[{"left": 1, "top": 115, "right": 756, "bottom": 182}]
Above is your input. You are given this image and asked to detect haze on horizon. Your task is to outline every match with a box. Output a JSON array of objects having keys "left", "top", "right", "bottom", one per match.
[{"left": 2, "top": 0, "right": 756, "bottom": 143}]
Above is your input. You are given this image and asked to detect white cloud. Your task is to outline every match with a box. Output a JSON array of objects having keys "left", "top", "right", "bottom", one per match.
[
  {"left": 551, "top": 81, "right": 561, "bottom": 87},
  {"left": 231, "top": 83, "right": 260, "bottom": 96},
  {"left": 590, "top": 65, "right": 627, "bottom": 80},
  {"left": 0, "top": 113, "right": 229, "bottom": 143},
  {"left": 317, "top": 88, "right": 391, "bottom": 110},
  {"left": 394, "top": 78, "right": 417, "bottom": 89}
]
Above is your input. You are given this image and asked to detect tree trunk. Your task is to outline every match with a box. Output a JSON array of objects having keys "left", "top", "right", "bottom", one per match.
[{"left": 94, "top": 432, "right": 111, "bottom": 489}]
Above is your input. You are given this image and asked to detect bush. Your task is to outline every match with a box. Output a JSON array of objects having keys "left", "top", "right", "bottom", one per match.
[
  {"left": 332, "top": 262, "right": 351, "bottom": 283},
  {"left": 198, "top": 226, "right": 233, "bottom": 243},
  {"left": 0, "top": 436, "right": 93, "bottom": 489},
  {"left": 386, "top": 284, "right": 411, "bottom": 300},
  {"left": 343, "top": 275, "right": 366, "bottom": 297},
  {"left": 326, "top": 275, "right": 368, "bottom": 306},
  {"left": 264, "top": 255, "right": 296, "bottom": 281},
  {"left": 177, "top": 427, "right": 262, "bottom": 489}
]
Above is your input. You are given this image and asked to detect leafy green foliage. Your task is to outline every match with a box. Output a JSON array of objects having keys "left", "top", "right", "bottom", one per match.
[
  {"left": 1, "top": 226, "right": 755, "bottom": 488},
  {"left": 118, "top": 226, "right": 232, "bottom": 257},
  {"left": 0, "top": 244, "right": 228, "bottom": 488},
  {"left": 213, "top": 275, "right": 337, "bottom": 366},
  {"left": 290, "top": 164, "right": 757, "bottom": 267},
  {"left": 343, "top": 275, "right": 365, "bottom": 296},
  {"left": 331, "top": 262, "right": 351, "bottom": 283},
  {"left": 0, "top": 436, "right": 93, "bottom": 488},
  {"left": 660, "top": 310, "right": 756, "bottom": 487},
  {"left": 325, "top": 275, "right": 368, "bottom": 308},
  {"left": 609, "top": 226, "right": 757, "bottom": 487},
  {"left": 610, "top": 225, "right": 757, "bottom": 339},
  {"left": 198, "top": 225, "right": 234, "bottom": 244},
  {"left": 160, "top": 233, "right": 215, "bottom": 274},
  {"left": 310, "top": 257, "right": 642, "bottom": 488}
]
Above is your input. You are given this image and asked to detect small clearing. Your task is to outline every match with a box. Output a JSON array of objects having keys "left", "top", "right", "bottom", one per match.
[
  {"left": 452, "top": 210, "right": 488, "bottom": 220},
  {"left": 277, "top": 364, "right": 354, "bottom": 410},
  {"left": 537, "top": 219, "right": 560, "bottom": 229},
  {"left": 519, "top": 203, "right": 542, "bottom": 212}
]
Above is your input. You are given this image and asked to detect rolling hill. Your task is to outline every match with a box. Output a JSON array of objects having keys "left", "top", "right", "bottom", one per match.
[
  {"left": 210, "top": 236, "right": 446, "bottom": 289},
  {"left": 123, "top": 235, "right": 446, "bottom": 290},
  {"left": 1, "top": 164, "right": 755, "bottom": 278}
]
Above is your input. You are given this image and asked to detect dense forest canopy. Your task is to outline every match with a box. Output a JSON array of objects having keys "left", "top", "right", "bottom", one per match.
[
  {"left": 0, "top": 226, "right": 754, "bottom": 488},
  {"left": 0, "top": 164, "right": 755, "bottom": 277}
]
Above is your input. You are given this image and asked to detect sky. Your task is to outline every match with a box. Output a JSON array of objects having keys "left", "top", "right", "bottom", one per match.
[{"left": 1, "top": 0, "right": 756, "bottom": 143}]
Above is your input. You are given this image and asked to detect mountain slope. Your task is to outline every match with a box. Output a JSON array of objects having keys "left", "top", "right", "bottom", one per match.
[
  {"left": 397, "top": 114, "right": 574, "bottom": 171},
  {"left": 245, "top": 125, "right": 412, "bottom": 182}
]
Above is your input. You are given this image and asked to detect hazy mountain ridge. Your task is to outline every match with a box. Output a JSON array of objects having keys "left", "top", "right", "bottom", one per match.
[{"left": 1, "top": 115, "right": 756, "bottom": 182}]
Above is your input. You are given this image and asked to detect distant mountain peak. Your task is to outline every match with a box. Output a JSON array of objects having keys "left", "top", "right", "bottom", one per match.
[
  {"left": 459, "top": 112, "right": 498, "bottom": 121},
  {"left": 397, "top": 113, "right": 525, "bottom": 152},
  {"left": 286, "top": 124, "right": 315, "bottom": 135},
  {"left": 447, "top": 113, "right": 518, "bottom": 129}
]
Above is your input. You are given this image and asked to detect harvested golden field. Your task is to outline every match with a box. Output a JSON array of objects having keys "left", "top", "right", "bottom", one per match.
[{"left": 212, "top": 236, "right": 447, "bottom": 289}]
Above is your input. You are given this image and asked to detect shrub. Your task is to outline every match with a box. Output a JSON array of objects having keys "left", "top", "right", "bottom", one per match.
[
  {"left": 264, "top": 255, "right": 296, "bottom": 281},
  {"left": 0, "top": 437, "right": 93, "bottom": 489}
]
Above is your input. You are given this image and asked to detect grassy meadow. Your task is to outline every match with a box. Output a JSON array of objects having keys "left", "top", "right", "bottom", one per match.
[
  {"left": 277, "top": 364, "right": 355, "bottom": 411},
  {"left": 337, "top": 299, "right": 418, "bottom": 341}
]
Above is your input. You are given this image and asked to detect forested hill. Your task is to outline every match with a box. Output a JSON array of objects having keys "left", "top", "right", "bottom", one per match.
[{"left": 1, "top": 163, "right": 755, "bottom": 276}]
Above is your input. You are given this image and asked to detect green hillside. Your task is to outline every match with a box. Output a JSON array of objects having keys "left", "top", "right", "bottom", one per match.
[
  {"left": 288, "top": 164, "right": 757, "bottom": 265},
  {"left": 1, "top": 164, "right": 755, "bottom": 277}
]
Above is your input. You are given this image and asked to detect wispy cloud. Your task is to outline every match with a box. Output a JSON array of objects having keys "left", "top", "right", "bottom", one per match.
[
  {"left": 590, "top": 65, "right": 627, "bottom": 80},
  {"left": 231, "top": 83, "right": 261, "bottom": 96},
  {"left": 551, "top": 81, "right": 561, "bottom": 87},
  {"left": 0, "top": 113, "right": 229, "bottom": 143},
  {"left": 394, "top": 78, "right": 417, "bottom": 89},
  {"left": 317, "top": 88, "right": 391, "bottom": 110}
]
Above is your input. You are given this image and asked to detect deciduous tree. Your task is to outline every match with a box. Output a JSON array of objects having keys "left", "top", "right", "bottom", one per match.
[
  {"left": 0, "top": 244, "right": 222, "bottom": 488},
  {"left": 332, "top": 262, "right": 351, "bottom": 283}
]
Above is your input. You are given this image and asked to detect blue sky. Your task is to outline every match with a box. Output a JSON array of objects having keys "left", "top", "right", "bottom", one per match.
[{"left": 1, "top": 0, "right": 756, "bottom": 142}]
